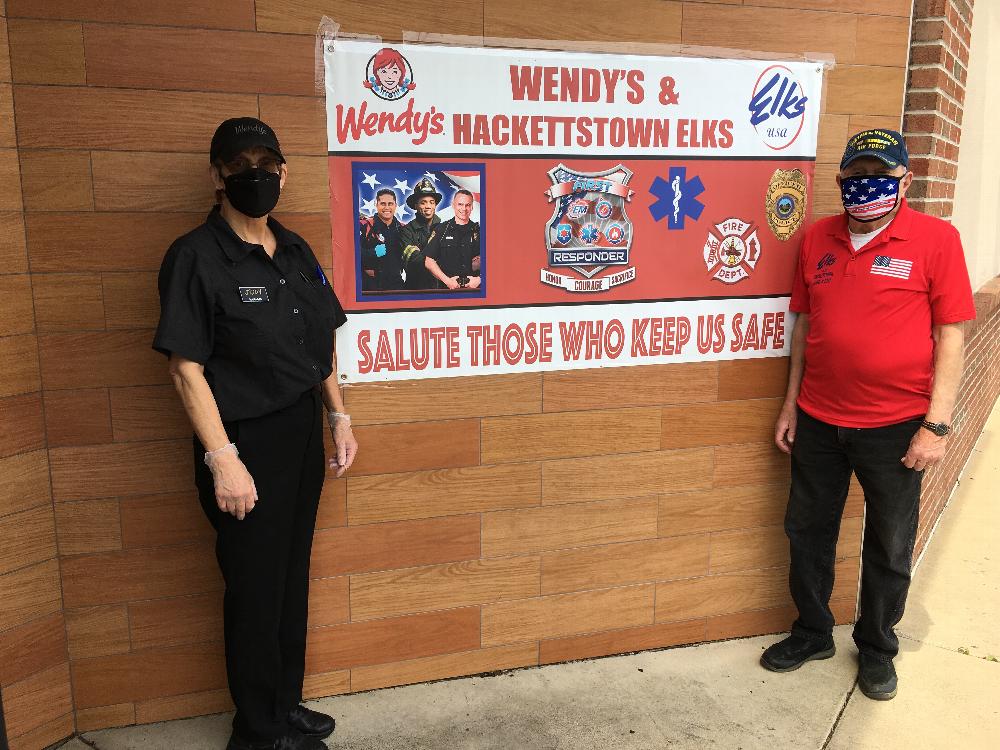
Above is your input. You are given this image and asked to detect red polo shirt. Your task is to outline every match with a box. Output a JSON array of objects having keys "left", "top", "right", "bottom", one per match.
[{"left": 789, "top": 200, "right": 976, "bottom": 428}]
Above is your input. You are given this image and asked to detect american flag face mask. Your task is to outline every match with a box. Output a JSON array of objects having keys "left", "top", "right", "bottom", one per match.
[{"left": 840, "top": 175, "right": 902, "bottom": 223}]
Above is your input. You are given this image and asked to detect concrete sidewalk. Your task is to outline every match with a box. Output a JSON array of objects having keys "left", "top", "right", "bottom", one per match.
[{"left": 63, "top": 405, "right": 1000, "bottom": 750}]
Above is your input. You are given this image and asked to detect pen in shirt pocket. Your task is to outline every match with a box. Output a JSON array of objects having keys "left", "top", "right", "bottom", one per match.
[
  {"left": 315, "top": 264, "right": 327, "bottom": 285},
  {"left": 298, "top": 270, "right": 313, "bottom": 285}
]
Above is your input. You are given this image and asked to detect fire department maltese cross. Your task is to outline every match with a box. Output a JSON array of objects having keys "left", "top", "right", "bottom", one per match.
[{"left": 703, "top": 217, "right": 761, "bottom": 284}]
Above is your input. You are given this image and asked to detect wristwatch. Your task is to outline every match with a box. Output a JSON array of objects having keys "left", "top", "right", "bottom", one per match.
[{"left": 920, "top": 420, "right": 951, "bottom": 437}]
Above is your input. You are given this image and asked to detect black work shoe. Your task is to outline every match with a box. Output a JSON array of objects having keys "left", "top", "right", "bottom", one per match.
[
  {"left": 287, "top": 705, "right": 336, "bottom": 740},
  {"left": 274, "top": 730, "right": 326, "bottom": 750},
  {"left": 227, "top": 729, "right": 327, "bottom": 750},
  {"left": 226, "top": 734, "right": 271, "bottom": 750},
  {"left": 760, "top": 634, "right": 836, "bottom": 672},
  {"left": 857, "top": 653, "right": 897, "bottom": 700}
]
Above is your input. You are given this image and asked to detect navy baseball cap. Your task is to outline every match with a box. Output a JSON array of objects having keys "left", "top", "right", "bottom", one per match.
[
  {"left": 210, "top": 117, "right": 285, "bottom": 164},
  {"left": 840, "top": 129, "right": 909, "bottom": 170}
]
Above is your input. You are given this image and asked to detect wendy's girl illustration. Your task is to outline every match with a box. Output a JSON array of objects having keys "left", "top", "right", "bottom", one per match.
[{"left": 364, "top": 47, "right": 415, "bottom": 101}]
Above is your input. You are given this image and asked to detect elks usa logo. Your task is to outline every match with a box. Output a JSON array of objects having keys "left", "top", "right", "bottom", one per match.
[
  {"left": 542, "top": 165, "right": 636, "bottom": 293},
  {"left": 703, "top": 217, "right": 761, "bottom": 284},
  {"left": 749, "top": 64, "right": 808, "bottom": 151}
]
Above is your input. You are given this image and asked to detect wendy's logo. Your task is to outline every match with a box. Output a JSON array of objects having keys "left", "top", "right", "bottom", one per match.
[{"left": 364, "top": 47, "right": 415, "bottom": 101}]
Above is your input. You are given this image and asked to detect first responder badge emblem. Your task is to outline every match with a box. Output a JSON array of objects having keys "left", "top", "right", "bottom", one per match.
[
  {"left": 703, "top": 217, "right": 761, "bottom": 284},
  {"left": 542, "top": 164, "right": 636, "bottom": 293},
  {"left": 765, "top": 168, "right": 807, "bottom": 241}
]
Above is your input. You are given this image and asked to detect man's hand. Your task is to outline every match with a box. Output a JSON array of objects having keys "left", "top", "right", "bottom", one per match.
[
  {"left": 774, "top": 402, "right": 797, "bottom": 454},
  {"left": 902, "top": 427, "right": 947, "bottom": 471},
  {"left": 210, "top": 450, "right": 258, "bottom": 520},
  {"left": 467, "top": 276, "right": 481, "bottom": 289},
  {"left": 445, "top": 276, "right": 461, "bottom": 290},
  {"left": 329, "top": 420, "right": 359, "bottom": 478}
]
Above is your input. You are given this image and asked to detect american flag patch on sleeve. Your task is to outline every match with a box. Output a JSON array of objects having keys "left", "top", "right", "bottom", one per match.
[{"left": 870, "top": 255, "right": 913, "bottom": 280}]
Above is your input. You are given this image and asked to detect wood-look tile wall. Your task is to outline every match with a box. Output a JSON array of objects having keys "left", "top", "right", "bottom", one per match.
[
  {"left": 1, "top": 0, "right": 917, "bottom": 742},
  {"left": 0, "top": 6, "right": 75, "bottom": 749}
]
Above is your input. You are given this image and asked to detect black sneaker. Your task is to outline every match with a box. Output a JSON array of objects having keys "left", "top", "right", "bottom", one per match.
[
  {"left": 760, "top": 634, "right": 836, "bottom": 672},
  {"left": 287, "top": 705, "right": 336, "bottom": 740},
  {"left": 857, "top": 653, "right": 897, "bottom": 700}
]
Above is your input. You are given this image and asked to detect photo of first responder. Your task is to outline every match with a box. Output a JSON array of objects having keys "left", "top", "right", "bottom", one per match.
[{"left": 353, "top": 162, "right": 486, "bottom": 299}]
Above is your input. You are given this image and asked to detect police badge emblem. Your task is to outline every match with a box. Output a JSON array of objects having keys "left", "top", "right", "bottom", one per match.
[
  {"left": 542, "top": 164, "right": 636, "bottom": 293},
  {"left": 704, "top": 218, "right": 761, "bottom": 284},
  {"left": 765, "top": 169, "right": 807, "bottom": 241}
]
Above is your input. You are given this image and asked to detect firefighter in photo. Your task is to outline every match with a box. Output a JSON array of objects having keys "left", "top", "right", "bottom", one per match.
[
  {"left": 399, "top": 178, "right": 442, "bottom": 290},
  {"left": 424, "top": 189, "right": 482, "bottom": 290},
  {"left": 359, "top": 188, "right": 405, "bottom": 291}
]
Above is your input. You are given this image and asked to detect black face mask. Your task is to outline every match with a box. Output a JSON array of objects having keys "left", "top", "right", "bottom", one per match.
[{"left": 223, "top": 167, "right": 281, "bottom": 218}]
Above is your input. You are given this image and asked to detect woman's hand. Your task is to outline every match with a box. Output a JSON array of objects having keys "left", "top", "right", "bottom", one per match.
[
  {"left": 329, "top": 417, "right": 359, "bottom": 478},
  {"left": 207, "top": 449, "right": 258, "bottom": 520}
]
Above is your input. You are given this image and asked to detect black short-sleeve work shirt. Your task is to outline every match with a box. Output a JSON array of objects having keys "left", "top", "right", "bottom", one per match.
[{"left": 153, "top": 206, "right": 347, "bottom": 422}]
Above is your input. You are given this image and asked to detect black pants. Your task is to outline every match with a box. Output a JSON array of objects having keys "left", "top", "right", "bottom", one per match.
[
  {"left": 786, "top": 408, "right": 923, "bottom": 662},
  {"left": 195, "top": 388, "right": 325, "bottom": 742}
]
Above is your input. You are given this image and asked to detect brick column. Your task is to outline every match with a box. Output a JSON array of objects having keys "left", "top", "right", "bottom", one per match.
[{"left": 903, "top": 0, "right": 975, "bottom": 219}]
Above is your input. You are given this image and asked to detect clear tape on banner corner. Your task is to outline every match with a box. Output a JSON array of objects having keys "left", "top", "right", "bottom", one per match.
[{"left": 314, "top": 17, "right": 384, "bottom": 96}]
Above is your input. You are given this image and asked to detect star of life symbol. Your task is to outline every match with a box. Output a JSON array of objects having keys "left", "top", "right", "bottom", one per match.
[
  {"left": 703, "top": 217, "right": 761, "bottom": 284},
  {"left": 649, "top": 166, "right": 705, "bottom": 230},
  {"left": 542, "top": 164, "right": 636, "bottom": 293},
  {"left": 580, "top": 224, "right": 600, "bottom": 244}
]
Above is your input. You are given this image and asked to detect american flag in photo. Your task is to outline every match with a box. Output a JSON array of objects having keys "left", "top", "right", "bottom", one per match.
[
  {"left": 843, "top": 177, "right": 898, "bottom": 220},
  {"left": 870, "top": 255, "right": 913, "bottom": 280},
  {"left": 356, "top": 168, "right": 481, "bottom": 224}
]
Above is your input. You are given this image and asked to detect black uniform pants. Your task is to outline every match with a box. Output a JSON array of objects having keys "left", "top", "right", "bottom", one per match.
[
  {"left": 785, "top": 408, "right": 924, "bottom": 662},
  {"left": 194, "top": 388, "right": 325, "bottom": 743}
]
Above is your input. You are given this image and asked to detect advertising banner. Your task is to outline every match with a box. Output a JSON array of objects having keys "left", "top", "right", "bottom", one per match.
[{"left": 323, "top": 39, "right": 823, "bottom": 382}]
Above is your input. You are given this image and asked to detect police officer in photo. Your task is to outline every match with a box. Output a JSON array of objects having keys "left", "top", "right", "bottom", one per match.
[
  {"left": 424, "top": 189, "right": 482, "bottom": 289},
  {"left": 153, "top": 117, "right": 358, "bottom": 750},
  {"left": 399, "top": 178, "right": 442, "bottom": 289},
  {"left": 359, "top": 188, "right": 405, "bottom": 291}
]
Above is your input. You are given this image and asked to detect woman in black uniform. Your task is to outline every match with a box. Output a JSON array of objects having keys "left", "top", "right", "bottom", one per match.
[{"left": 153, "top": 118, "right": 358, "bottom": 750}]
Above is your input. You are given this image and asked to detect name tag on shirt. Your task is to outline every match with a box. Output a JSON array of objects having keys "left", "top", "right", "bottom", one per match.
[{"left": 239, "top": 286, "right": 269, "bottom": 303}]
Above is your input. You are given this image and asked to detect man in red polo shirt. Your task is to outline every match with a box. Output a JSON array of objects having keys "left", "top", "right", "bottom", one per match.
[{"left": 761, "top": 129, "right": 976, "bottom": 701}]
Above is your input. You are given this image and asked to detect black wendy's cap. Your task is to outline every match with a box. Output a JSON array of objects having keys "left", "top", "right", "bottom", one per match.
[
  {"left": 840, "top": 128, "right": 909, "bottom": 170},
  {"left": 210, "top": 117, "right": 285, "bottom": 164}
]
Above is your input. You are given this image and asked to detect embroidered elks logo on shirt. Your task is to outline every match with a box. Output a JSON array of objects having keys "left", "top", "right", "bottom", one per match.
[{"left": 870, "top": 255, "right": 912, "bottom": 280}]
